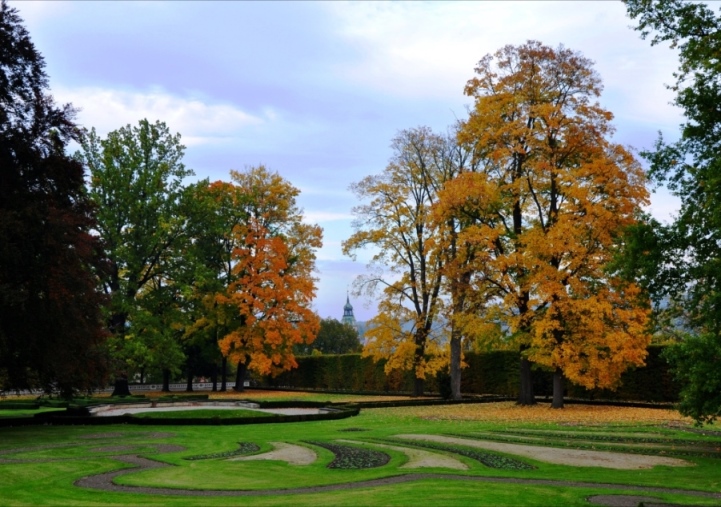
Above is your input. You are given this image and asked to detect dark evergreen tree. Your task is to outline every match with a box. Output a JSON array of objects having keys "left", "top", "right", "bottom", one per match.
[{"left": 0, "top": 1, "right": 108, "bottom": 396}]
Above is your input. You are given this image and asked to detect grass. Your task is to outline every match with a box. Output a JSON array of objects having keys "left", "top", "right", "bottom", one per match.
[
  {"left": 0, "top": 408, "right": 65, "bottom": 418},
  {"left": 132, "top": 408, "right": 276, "bottom": 419},
  {"left": 0, "top": 390, "right": 719, "bottom": 506}
]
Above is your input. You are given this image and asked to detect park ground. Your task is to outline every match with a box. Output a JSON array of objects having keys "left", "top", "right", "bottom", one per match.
[{"left": 1, "top": 390, "right": 720, "bottom": 506}]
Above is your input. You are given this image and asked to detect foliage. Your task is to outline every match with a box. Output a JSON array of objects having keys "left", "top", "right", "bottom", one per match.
[
  {"left": 303, "top": 440, "right": 390, "bottom": 469},
  {"left": 625, "top": 0, "right": 721, "bottom": 424},
  {"left": 0, "top": 1, "right": 108, "bottom": 396},
  {"left": 343, "top": 127, "right": 463, "bottom": 396},
  {"left": 79, "top": 119, "right": 197, "bottom": 391},
  {"left": 663, "top": 334, "right": 721, "bottom": 425},
  {"left": 442, "top": 41, "right": 651, "bottom": 406},
  {"left": 216, "top": 166, "right": 322, "bottom": 377},
  {"left": 295, "top": 318, "right": 362, "bottom": 356}
]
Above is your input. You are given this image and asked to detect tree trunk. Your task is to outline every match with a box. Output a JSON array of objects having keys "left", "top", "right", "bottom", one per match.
[
  {"left": 234, "top": 359, "right": 248, "bottom": 392},
  {"left": 109, "top": 310, "right": 132, "bottom": 397},
  {"left": 413, "top": 376, "right": 425, "bottom": 397},
  {"left": 211, "top": 365, "right": 218, "bottom": 392},
  {"left": 162, "top": 369, "right": 171, "bottom": 392},
  {"left": 111, "top": 375, "right": 131, "bottom": 397},
  {"left": 450, "top": 334, "right": 462, "bottom": 400},
  {"left": 552, "top": 367, "right": 565, "bottom": 409},
  {"left": 139, "top": 367, "right": 145, "bottom": 385},
  {"left": 518, "top": 346, "right": 535, "bottom": 405},
  {"left": 220, "top": 356, "right": 227, "bottom": 392},
  {"left": 185, "top": 368, "right": 193, "bottom": 392},
  {"left": 412, "top": 330, "right": 427, "bottom": 397}
]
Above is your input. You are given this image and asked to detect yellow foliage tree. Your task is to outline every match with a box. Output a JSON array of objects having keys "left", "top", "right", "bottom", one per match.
[
  {"left": 441, "top": 41, "right": 651, "bottom": 407},
  {"left": 343, "top": 127, "right": 465, "bottom": 397}
]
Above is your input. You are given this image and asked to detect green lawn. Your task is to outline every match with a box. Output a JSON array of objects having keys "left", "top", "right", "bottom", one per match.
[
  {"left": 0, "top": 408, "right": 65, "bottom": 418},
  {"left": 0, "top": 396, "right": 719, "bottom": 506},
  {"left": 132, "top": 408, "right": 276, "bottom": 419}
]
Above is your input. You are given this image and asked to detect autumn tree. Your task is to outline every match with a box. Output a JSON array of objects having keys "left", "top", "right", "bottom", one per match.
[
  {"left": 184, "top": 179, "right": 253, "bottom": 391},
  {"left": 294, "top": 317, "right": 362, "bottom": 355},
  {"left": 79, "top": 119, "right": 197, "bottom": 396},
  {"left": 446, "top": 41, "right": 651, "bottom": 407},
  {"left": 216, "top": 166, "right": 322, "bottom": 390},
  {"left": 0, "top": 1, "right": 108, "bottom": 396},
  {"left": 344, "top": 127, "right": 468, "bottom": 397},
  {"left": 625, "top": 0, "right": 721, "bottom": 423}
]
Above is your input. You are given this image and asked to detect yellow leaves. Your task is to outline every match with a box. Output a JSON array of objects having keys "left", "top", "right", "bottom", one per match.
[
  {"left": 436, "top": 41, "right": 654, "bottom": 393},
  {"left": 381, "top": 401, "right": 691, "bottom": 425}
]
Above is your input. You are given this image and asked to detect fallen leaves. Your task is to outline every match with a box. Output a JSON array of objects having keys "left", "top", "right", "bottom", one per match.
[{"left": 373, "top": 401, "right": 693, "bottom": 425}]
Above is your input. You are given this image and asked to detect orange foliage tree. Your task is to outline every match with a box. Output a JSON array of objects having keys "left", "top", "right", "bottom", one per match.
[
  {"left": 440, "top": 41, "right": 651, "bottom": 407},
  {"left": 215, "top": 166, "right": 322, "bottom": 387}
]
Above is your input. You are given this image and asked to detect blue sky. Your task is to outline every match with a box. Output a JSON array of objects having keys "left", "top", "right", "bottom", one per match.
[{"left": 16, "top": 1, "right": 684, "bottom": 322}]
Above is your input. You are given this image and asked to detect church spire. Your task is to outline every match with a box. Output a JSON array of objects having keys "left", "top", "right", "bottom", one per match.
[{"left": 342, "top": 292, "right": 356, "bottom": 326}]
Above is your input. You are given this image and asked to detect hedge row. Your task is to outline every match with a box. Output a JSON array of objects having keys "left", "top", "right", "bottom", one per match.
[{"left": 262, "top": 346, "right": 679, "bottom": 402}]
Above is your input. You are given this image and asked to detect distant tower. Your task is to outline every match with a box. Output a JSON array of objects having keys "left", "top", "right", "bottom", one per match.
[{"left": 342, "top": 293, "right": 356, "bottom": 327}]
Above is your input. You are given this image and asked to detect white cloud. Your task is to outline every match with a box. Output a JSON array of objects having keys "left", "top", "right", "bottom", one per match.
[
  {"left": 11, "top": 1, "right": 71, "bottom": 24},
  {"left": 325, "top": 1, "right": 683, "bottom": 133},
  {"left": 54, "top": 87, "right": 265, "bottom": 146}
]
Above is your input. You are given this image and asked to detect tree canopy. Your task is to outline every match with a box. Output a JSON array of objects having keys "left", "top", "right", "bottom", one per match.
[
  {"left": 216, "top": 166, "right": 323, "bottom": 381},
  {"left": 79, "top": 119, "right": 197, "bottom": 395},
  {"left": 295, "top": 318, "right": 362, "bottom": 356},
  {"left": 441, "top": 41, "right": 651, "bottom": 407},
  {"left": 344, "top": 127, "right": 462, "bottom": 397},
  {"left": 0, "top": 0, "right": 108, "bottom": 396},
  {"left": 625, "top": 0, "right": 721, "bottom": 424}
]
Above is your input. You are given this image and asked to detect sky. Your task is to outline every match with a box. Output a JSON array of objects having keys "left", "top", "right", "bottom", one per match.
[{"left": 14, "top": 1, "right": 686, "bottom": 322}]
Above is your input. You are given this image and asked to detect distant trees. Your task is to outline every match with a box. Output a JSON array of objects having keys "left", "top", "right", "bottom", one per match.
[
  {"left": 0, "top": 1, "right": 108, "bottom": 396},
  {"left": 295, "top": 318, "right": 362, "bottom": 356},
  {"left": 625, "top": 0, "right": 721, "bottom": 423}
]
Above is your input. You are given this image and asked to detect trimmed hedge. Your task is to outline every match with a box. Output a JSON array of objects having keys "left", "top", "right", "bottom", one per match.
[{"left": 262, "top": 346, "right": 679, "bottom": 403}]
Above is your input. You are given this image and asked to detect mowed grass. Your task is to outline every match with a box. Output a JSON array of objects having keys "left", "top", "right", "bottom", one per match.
[
  {"left": 1, "top": 391, "right": 720, "bottom": 506},
  {"left": 132, "top": 408, "right": 276, "bottom": 419}
]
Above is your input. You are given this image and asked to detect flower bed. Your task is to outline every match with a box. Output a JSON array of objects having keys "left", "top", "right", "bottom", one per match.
[{"left": 303, "top": 440, "right": 390, "bottom": 469}]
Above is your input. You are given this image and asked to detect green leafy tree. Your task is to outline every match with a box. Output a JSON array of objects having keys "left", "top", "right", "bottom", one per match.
[
  {"left": 625, "top": 0, "right": 721, "bottom": 423},
  {"left": 183, "top": 179, "right": 252, "bottom": 391},
  {"left": 79, "top": 119, "right": 195, "bottom": 396},
  {"left": 0, "top": 1, "right": 108, "bottom": 396},
  {"left": 295, "top": 318, "right": 362, "bottom": 355}
]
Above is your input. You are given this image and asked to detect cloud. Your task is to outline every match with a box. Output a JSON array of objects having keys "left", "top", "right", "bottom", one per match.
[
  {"left": 324, "top": 2, "right": 683, "bottom": 134},
  {"left": 11, "top": 0, "right": 71, "bottom": 24},
  {"left": 54, "top": 87, "right": 265, "bottom": 146}
]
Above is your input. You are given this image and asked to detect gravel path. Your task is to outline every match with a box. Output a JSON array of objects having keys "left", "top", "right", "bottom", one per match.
[
  {"left": 229, "top": 442, "right": 317, "bottom": 465},
  {"left": 73, "top": 454, "right": 721, "bottom": 502},
  {"left": 396, "top": 434, "right": 692, "bottom": 470}
]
